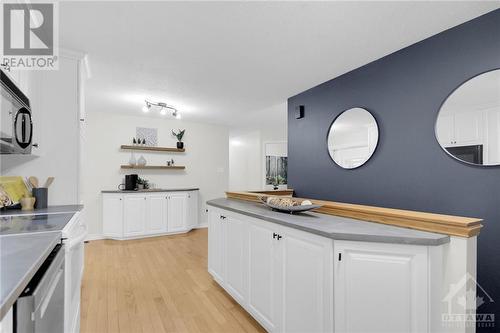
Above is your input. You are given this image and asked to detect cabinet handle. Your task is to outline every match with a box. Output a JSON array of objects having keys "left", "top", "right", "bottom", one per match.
[
  {"left": 277, "top": 234, "right": 282, "bottom": 240},
  {"left": 273, "top": 232, "right": 278, "bottom": 239},
  {"left": 338, "top": 253, "right": 342, "bottom": 261}
]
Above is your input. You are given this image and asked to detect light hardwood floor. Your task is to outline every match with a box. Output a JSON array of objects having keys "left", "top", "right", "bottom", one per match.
[{"left": 81, "top": 229, "right": 265, "bottom": 333}]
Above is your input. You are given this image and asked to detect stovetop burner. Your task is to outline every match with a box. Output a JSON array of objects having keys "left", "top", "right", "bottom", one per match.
[{"left": 0, "top": 213, "right": 75, "bottom": 235}]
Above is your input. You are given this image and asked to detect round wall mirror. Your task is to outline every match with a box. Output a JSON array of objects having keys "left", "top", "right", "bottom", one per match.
[
  {"left": 436, "top": 69, "right": 500, "bottom": 166},
  {"left": 327, "top": 107, "right": 379, "bottom": 169}
]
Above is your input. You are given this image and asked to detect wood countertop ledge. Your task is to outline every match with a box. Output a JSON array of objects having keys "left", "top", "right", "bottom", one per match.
[{"left": 225, "top": 191, "right": 482, "bottom": 238}]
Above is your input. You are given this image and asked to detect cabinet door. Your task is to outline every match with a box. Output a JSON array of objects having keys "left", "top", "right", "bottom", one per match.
[
  {"left": 436, "top": 114, "right": 455, "bottom": 146},
  {"left": 247, "top": 219, "right": 280, "bottom": 332},
  {"left": 186, "top": 191, "right": 198, "bottom": 230},
  {"left": 123, "top": 196, "right": 146, "bottom": 237},
  {"left": 208, "top": 210, "right": 225, "bottom": 283},
  {"left": 280, "top": 226, "right": 333, "bottom": 333},
  {"left": 146, "top": 195, "right": 167, "bottom": 234},
  {"left": 102, "top": 195, "right": 123, "bottom": 238},
  {"left": 455, "top": 111, "right": 482, "bottom": 145},
  {"left": 224, "top": 215, "right": 248, "bottom": 304},
  {"left": 334, "top": 241, "right": 428, "bottom": 333},
  {"left": 167, "top": 192, "right": 188, "bottom": 232}
]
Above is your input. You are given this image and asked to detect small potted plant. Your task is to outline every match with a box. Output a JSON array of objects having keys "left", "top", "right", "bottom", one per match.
[
  {"left": 136, "top": 177, "right": 150, "bottom": 190},
  {"left": 172, "top": 129, "right": 186, "bottom": 149}
]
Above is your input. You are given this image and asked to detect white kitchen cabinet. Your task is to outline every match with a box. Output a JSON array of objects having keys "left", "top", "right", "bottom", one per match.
[
  {"left": 224, "top": 215, "right": 249, "bottom": 305},
  {"left": 247, "top": 218, "right": 280, "bottom": 332},
  {"left": 334, "top": 240, "right": 428, "bottom": 333},
  {"left": 437, "top": 111, "right": 483, "bottom": 147},
  {"left": 146, "top": 194, "right": 167, "bottom": 234},
  {"left": 455, "top": 111, "right": 482, "bottom": 145},
  {"left": 280, "top": 225, "right": 333, "bottom": 333},
  {"left": 123, "top": 196, "right": 147, "bottom": 237},
  {"left": 186, "top": 191, "right": 198, "bottom": 230},
  {"left": 102, "top": 194, "right": 123, "bottom": 238},
  {"left": 102, "top": 190, "right": 198, "bottom": 240},
  {"left": 208, "top": 208, "right": 333, "bottom": 333},
  {"left": 208, "top": 210, "right": 225, "bottom": 283},
  {"left": 167, "top": 192, "right": 188, "bottom": 233},
  {"left": 436, "top": 114, "right": 455, "bottom": 146}
]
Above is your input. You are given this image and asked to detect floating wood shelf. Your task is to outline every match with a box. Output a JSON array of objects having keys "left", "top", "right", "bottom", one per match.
[
  {"left": 121, "top": 145, "right": 185, "bottom": 152},
  {"left": 121, "top": 165, "right": 185, "bottom": 170}
]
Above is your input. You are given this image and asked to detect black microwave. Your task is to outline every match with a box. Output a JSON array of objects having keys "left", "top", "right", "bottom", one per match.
[{"left": 1, "top": 69, "right": 33, "bottom": 154}]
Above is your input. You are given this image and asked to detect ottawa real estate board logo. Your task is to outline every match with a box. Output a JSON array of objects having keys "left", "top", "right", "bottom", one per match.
[{"left": 1, "top": 2, "right": 59, "bottom": 70}]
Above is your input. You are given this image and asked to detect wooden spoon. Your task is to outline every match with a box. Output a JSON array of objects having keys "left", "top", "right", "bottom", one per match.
[
  {"left": 44, "top": 177, "right": 55, "bottom": 188},
  {"left": 28, "top": 176, "right": 39, "bottom": 189}
]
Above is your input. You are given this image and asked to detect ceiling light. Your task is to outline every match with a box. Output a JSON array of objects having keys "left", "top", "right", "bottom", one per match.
[{"left": 143, "top": 99, "right": 180, "bottom": 119}]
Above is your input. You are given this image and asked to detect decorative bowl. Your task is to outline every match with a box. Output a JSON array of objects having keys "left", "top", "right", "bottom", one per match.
[{"left": 259, "top": 196, "right": 322, "bottom": 214}]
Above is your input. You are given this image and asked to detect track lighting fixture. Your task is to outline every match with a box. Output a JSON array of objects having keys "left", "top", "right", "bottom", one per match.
[{"left": 142, "top": 100, "right": 180, "bottom": 118}]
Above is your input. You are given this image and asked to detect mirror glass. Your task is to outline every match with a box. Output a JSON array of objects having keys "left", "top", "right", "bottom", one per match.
[
  {"left": 327, "top": 107, "right": 379, "bottom": 169},
  {"left": 436, "top": 69, "right": 500, "bottom": 166}
]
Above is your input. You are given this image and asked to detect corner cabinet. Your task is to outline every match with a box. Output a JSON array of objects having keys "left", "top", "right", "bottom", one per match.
[
  {"left": 208, "top": 206, "right": 439, "bottom": 333},
  {"left": 102, "top": 190, "right": 198, "bottom": 240}
]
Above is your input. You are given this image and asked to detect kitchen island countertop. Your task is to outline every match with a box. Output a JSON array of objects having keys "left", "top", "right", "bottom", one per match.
[{"left": 207, "top": 198, "right": 450, "bottom": 246}]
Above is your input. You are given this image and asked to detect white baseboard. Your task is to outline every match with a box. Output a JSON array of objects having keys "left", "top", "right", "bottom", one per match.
[
  {"left": 85, "top": 233, "right": 104, "bottom": 241},
  {"left": 85, "top": 225, "right": 206, "bottom": 242}
]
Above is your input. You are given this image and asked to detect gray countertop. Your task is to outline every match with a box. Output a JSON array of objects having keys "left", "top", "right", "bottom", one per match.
[
  {"left": 0, "top": 204, "right": 83, "bottom": 217},
  {"left": 102, "top": 188, "right": 199, "bottom": 193},
  {"left": 207, "top": 198, "right": 450, "bottom": 246},
  {"left": 0, "top": 205, "right": 83, "bottom": 319},
  {"left": 0, "top": 231, "right": 62, "bottom": 319}
]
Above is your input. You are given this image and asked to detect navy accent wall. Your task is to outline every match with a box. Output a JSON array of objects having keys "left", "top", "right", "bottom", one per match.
[{"left": 288, "top": 9, "right": 500, "bottom": 328}]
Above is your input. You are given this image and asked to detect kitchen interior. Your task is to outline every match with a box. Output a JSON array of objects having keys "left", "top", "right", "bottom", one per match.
[{"left": 1, "top": 2, "right": 499, "bottom": 333}]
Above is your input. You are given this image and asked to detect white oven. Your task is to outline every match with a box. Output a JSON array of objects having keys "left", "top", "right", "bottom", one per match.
[{"left": 62, "top": 211, "right": 87, "bottom": 333}]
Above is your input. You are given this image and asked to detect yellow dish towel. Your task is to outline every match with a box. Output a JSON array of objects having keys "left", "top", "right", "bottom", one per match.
[{"left": 0, "top": 176, "right": 30, "bottom": 204}]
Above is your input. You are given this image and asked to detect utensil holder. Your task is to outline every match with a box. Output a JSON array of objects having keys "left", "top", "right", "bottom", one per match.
[{"left": 32, "top": 188, "right": 48, "bottom": 209}]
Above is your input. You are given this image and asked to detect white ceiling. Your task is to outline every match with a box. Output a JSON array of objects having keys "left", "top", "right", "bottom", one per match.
[
  {"left": 441, "top": 69, "right": 500, "bottom": 114},
  {"left": 59, "top": 1, "right": 499, "bottom": 128}
]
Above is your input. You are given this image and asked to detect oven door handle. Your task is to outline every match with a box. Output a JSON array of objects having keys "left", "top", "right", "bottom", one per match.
[
  {"left": 39, "top": 268, "right": 63, "bottom": 319},
  {"left": 68, "top": 224, "right": 88, "bottom": 250}
]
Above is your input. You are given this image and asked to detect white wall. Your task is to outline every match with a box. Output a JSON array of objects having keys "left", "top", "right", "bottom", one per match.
[
  {"left": 228, "top": 102, "right": 287, "bottom": 190},
  {"left": 82, "top": 111, "right": 228, "bottom": 238},
  {"left": 229, "top": 131, "right": 262, "bottom": 190},
  {"left": 1, "top": 56, "right": 81, "bottom": 205}
]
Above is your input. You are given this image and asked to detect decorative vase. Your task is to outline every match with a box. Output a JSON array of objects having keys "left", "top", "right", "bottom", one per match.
[
  {"left": 138, "top": 155, "right": 147, "bottom": 166},
  {"left": 129, "top": 153, "right": 137, "bottom": 166},
  {"left": 177, "top": 142, "right": 184, "bottom": 149}
]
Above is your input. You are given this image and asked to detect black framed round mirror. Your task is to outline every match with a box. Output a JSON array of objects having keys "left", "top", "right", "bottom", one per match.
[{"left": 327, "top": 107, "right": 379, "bottom": 169}]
